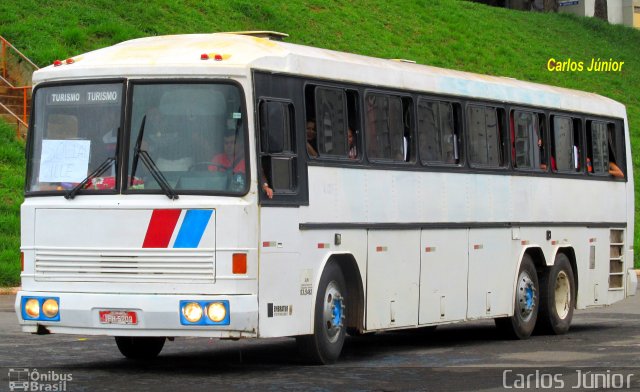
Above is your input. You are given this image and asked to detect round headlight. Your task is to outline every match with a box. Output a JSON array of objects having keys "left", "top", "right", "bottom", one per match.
[
  {"left": 42, "top": 299, "right": 59, "bottom": 318},
  {"left": 207, "top": 302, "right": 227, "bottom": 322},
  {"left": 25, "top": 298, "right": 40, "bottom": 318},
  {"left": 182, "top": 302, "right": 203, "bottom": 323}
]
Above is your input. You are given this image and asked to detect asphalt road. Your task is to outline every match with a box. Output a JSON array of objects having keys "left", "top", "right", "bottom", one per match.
[{"left": 1, "top": 292, "right": 639, "bottom": 392}]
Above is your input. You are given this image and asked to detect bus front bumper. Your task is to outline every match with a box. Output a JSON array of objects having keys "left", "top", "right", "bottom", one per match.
[{"left": 15, "top": 291, "right": 258, "bottom": 338}]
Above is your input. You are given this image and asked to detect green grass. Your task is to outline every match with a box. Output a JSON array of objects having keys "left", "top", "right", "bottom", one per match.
[
  {"left": 0, "top": 121, "right": 24, "bottom": 286},
  {"left": 1, "top": 0, "right": 640, "bottom": 284}
]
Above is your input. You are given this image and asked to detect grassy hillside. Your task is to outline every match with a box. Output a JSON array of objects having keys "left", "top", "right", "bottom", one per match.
[
  {"left": 0, "top": 121, "right": 24, "bottom": 286},
  {"left": 1, "top": 0, "right": 639, "bottom": 284}
]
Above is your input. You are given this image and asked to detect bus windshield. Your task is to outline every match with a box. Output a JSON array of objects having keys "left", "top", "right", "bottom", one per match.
[
  {"left": 27, "top": 82, "right": 124, "bottom": 193},
  {"left": 26, "top": 81, "right": 248, "bottom": 196}
]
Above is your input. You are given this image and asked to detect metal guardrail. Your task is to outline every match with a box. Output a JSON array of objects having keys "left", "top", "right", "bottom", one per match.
[{"left": 0, "top": 101, "right": 28, "bottom": 139}]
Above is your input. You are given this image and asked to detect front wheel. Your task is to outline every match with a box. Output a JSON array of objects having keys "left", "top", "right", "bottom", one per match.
[
  {"left": 495, "top": 254, "right": 539, "bottom": 339},
  {"left": 115, "top": 336, "right": 166, "bottom": 359},
  {"left": 536, "top": 253, "right": 575, "bottom": 335},
  {"left": 297, "top": 262, "right": 347, "bottom": 365}
]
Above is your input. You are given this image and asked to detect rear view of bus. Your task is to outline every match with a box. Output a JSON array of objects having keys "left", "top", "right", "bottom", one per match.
[{"left": 16, "top": 35, "right": 259, "bottom": 359}]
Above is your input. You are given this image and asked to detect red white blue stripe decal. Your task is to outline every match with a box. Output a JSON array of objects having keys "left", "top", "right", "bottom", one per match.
[{"left": 143, "top": 209, "right": 213, "bottom": 248}]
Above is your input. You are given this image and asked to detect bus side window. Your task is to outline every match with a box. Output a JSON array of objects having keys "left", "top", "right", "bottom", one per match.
[
  {"left": 511, "top": 110, "right": 546, "bottom": 171},
  {"left": 586, "top": 120, "right": 609, "bottom": 175},
  {"left": 551, "top": 115, "right": 582, "bottom": 173},
  {"left": 314, "top": 87, "right": 348, "bottom": 157},
  {"left": 606, "top": 122, "right": 625, "bottom": 178},
  {"left": 418, "top": 99, "right": 460, "bottom": 165},
  {"left": 365, "top": 92, "right": 413, "bottom": 162},
  {"left": 467, "top": 105, "right": 506, "bottom": 168},
  {"left": 258, "top": 100, "right": 297, "bottom": 196}
]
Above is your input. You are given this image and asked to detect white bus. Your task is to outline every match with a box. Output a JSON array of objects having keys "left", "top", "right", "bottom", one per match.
[{"left": 15, "top": 32, "right": 635, "bottom": 364}]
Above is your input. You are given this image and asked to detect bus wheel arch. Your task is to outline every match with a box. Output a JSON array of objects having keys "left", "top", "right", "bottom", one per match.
[
  {"left": 329, "top": 254, "right": 365, "bottom": 335},
  {"left": 297, "top": 254, "right": 364, "bottom": 364}
]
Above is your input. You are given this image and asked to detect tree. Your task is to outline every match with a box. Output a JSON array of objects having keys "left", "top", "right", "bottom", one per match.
[
  {"left": 543, "top": 0, "right": 558, "bottom": 12},
  {"left": 594, "top": 0, "right": 608, "bottom": 21}
]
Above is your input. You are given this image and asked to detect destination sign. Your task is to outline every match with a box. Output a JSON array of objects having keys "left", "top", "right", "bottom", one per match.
[{"left": 45, "top": 84, "right": 122, "bottom": 106}]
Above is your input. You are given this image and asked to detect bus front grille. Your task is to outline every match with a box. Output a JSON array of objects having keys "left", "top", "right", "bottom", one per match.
[{"left": 33, "top": 248, "right": 215, "bottom": 283}]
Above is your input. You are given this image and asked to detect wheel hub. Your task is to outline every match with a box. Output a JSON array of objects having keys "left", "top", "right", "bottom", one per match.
[
  {"left": 554, "top": 271, "right": 571, "bottom": 319},
  {"left": 323, "top": 281, "right": 345, "bottom": 343},
  {"left": 517, "top": 271, "right": 536, "bottom": 322}
]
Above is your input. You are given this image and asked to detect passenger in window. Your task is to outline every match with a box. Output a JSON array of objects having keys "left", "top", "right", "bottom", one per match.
[
  {"left": 306, "top": 119, "right": 318, "bottom": 157},
  {"left": 348, "top": 127, "right": 357, "bottom": 159},
  {"left": 260, "top": 157, "right": 274, "bottom": 199},
  {"left": 607, "top": 134, "right": 624, "bottom": 178},
  {"left": 261, "top": 171, "right": 274, "bottom": 198},
  {"left": 609, "top": 162, "right": 624, "bottom": 178}
]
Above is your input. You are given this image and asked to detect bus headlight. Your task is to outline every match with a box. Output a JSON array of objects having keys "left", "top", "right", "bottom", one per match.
[
  {"left": 21, "top": 296, "right": 60, "bottom": 321},
  {"left": 182, "top": 302, "right": 203, "bottom": 323},
  {"left": 24, "top": 298, "right": 40, "bottom": 318},
  {"left": 180, "top": 300, "right": 230, "bottom": 325},
  {"left": 42, "top": 298, "right": 59, "bottom": 318},
  {"left": 207, "top": 302, "right": 227, "bottom": 322}
]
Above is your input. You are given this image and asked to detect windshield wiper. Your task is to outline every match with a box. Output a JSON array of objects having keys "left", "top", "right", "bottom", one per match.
[
  {"left": 65, "top": 157, "right": 116, "bottom": 200},
  {"left": 136, "top": 150, "right": 179, "bottom": 200},
  {"left": 130, "top": 115, "right": 146, "bottom": 185},
  {"left": 129, "top": 114, "right": 178, "bottom": 200}
]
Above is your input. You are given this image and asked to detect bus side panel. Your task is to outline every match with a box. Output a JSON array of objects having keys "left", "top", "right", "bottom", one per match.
[
  {"left": 467, "top": 228, "right": 514, "bottom": 319},
  {"left": 366, "top": 230, "right": 420, "bottom": 330},
  {"left": 258, "top": 207, "right": 311, "bottom": 338},
  {"left": 419, "top": 229, "right": 468, "bottom": 325}
]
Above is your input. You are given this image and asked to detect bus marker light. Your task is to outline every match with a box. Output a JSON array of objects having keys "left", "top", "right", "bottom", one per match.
[
  {"left": 182, "top": 302, "right": 203, "bottom": 323},
  {"left": 317, "top": 243, "right": 330, "bottom": 249},
  {"left": 20, "top": 252, "right": 24, "bottom": 272},
  {"left": 589, "top": 238, "right": 597, "bottom": 243},
  {"left": 473, "top": 244, "right": 483, "bottom": 250},
  {"left": 24, "top": 298, "right": 40, "bottom": 318},
  {"left": 521, "top": 240, "right": 530, "bottom": 246},
  {"left": 551, "top": 240, "right": 558, "bottom": 245},
  {"left": 376, "top": 246, "right": 387, "bottom": 252},
  {"left": 65, "top": 58, "right": 75, "bottom": 64},
  {"left": 214, "top": 54, "right": 223, "bottom": 61},
  {"left": 42, "top": 299, "right": 59, "bottom": 318},
  {"left": 207, "top": 302, "right": 227, "bottom": 322},
  {"left": 425, "top": 247, "right": 436, "bottom": 253},
  {"left": 53, "top": 60, "right": 63, "bottom": 67},
  {"left": 201, "top": 53, "right": 210, "bottom": 60},
  {"left": 232, "top": 253, "right": 247, "bottom": 274}
]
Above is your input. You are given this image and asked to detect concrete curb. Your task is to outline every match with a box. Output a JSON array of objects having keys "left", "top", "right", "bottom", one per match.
[{"left": 0, "top": 287, "right": 20, "bottom": 295}]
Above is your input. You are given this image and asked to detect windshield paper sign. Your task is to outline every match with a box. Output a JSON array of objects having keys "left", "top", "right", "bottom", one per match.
[{"left": 39, "top": 139, "right": 91, "bottom": 183}]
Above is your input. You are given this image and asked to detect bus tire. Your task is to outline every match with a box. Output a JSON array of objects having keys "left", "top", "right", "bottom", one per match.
[
  {"left": 495, "top": 254, "right": 539, "bottom": 339},
  {"left": 115, "top": 336, "right": 165, "bottom": 359},
  {"left": 297, "top": 262, "right": 347, "bottom": 365},
  {"left": 536, "top": 254, "right": 575, "bottom": 335}
]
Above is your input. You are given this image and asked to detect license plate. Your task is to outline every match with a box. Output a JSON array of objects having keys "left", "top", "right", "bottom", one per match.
[{"left": 99, "top": 310, "right": 138, "bottom": 325}]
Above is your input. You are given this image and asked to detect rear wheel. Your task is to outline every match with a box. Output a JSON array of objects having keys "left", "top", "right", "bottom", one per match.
[
  {"left": 495, "top": 254, "right": 539, "bottom": 339},
  {"left": 115, "top": 336, "right": 165, "bottom": 359},
  {"left": 297, "top": 262, "right": 347, "bottom": 365},
  {"left": 536, "top": 253, "right": 575, "bottom": 335}
]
